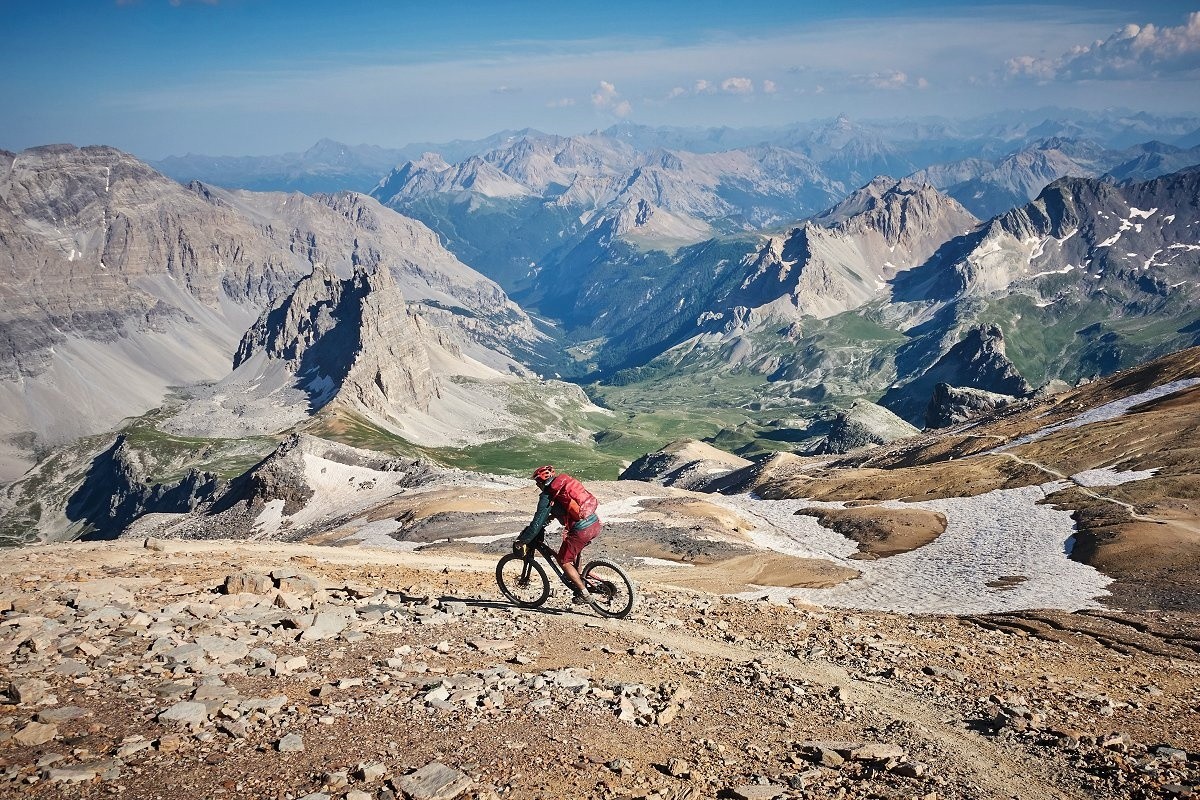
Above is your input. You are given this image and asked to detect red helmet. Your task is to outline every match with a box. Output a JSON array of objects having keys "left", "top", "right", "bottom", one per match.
[{"left": 532, "top": 465, "right": 555, "bottom": 483}]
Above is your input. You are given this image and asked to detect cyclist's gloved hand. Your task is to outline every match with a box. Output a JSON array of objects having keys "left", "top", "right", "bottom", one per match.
[{"left": 512, "top": 539, "right": 526, "bottom": 555}]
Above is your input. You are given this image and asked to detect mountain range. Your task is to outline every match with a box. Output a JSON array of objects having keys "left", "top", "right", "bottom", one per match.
[
  {"left": 1, "top": 110, "right": 1199, "bottom": 544},
  {"left": 0, "top": 144, "right": 591, "bottom": 499},
  {"left": 150, "top": 130, "right": 542, "bottom": 194}
]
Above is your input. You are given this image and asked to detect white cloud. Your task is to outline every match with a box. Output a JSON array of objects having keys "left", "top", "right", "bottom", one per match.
[
  {"left": 721, "top": 76, "right": 754, "bottom": 94},
  {"left": 591, "top": 80, "right": 619, "bottom": 109},
  {"left": 590, "top": 81, "right": 632, "bottom": 118},
  {"left": 546, "top": 97, "right": 575, "bottom": 108},
  {"left": 693, "top": 79, "right": 715, "bottom": 94},
  {"left": 666, "top": 86, "right": 687, "bottom": 99},
  {"left": 762, "top": 79, "right": 777, "bottom": 93},
  {"left": 1007, "top": 11, "right": 1200, "bottom": 82}
]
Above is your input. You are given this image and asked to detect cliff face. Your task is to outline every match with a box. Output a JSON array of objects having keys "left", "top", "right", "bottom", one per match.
[
  {"left": 708, "top": 179, "right": 979, "bottom": 326},
  {"left": 925, "top": 383, "right": 1020, "bottom": 429},
  {"left": 881, "top": 324, "right": 1033, "bottom": 426},
  {"left": 64, "top": 436, "right": 225, "bottom": 540},
  {"left": 236, "top": 262, "right": 438, "bottom": 417}
]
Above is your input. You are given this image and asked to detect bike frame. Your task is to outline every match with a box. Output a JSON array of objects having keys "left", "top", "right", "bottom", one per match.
[{"left": 522, "top": 532, "right": 584, "bottom": 592}]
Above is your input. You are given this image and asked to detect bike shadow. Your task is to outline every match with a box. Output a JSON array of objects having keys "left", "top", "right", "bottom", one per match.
[{"left": 437, "top": 594, "right": 578, "bottom": 617}]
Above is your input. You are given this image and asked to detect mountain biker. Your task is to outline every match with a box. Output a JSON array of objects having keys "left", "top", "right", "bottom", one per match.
[{"left": 513, "top": 465, "right": 601, "bottom": 605}]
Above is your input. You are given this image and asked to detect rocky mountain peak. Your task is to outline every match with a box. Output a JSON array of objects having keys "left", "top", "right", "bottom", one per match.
[
  {"left": 234, "top": 261, "right": 437, "bottom": 416},
  {"left": 925, "top": 383, "right": 1020, "bottom": 429},
  {"left": 815, "top": 177, "right": 973, "bottom": 233},
  {"left": 647, "top": 149, "right": 685, "bottom": 171},
  {"left": 805, "top": 401, "right": 921, "bottom": 455},
  {"left": 881, "top": 324, "right": 1033, "bottom": 425},
  {"left": 950, "top": 324, "right": 1031, "bottom": 390}
]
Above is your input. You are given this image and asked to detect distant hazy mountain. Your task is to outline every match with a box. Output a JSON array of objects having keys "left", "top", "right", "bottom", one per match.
[
  {"left": 370, "top": 128, "right": 856, "bottom": 293},
  {"left": 151, "top": 130, "right": 540, "bottom": 194},
  {"left": 526, "top": 177, "right": 977, "bottom": 379},
  {"left": 1104, "top": 141, "right": 1200, "bottom": 182},
  {"left": 153, "top": 139, "right": 409, "bottom": 193},
  {"left": 911, "top": 137, "right": 1200, "bottom": 219},
  {"left": 371, "top": 113, "right": 1199, "bottom": 309}
]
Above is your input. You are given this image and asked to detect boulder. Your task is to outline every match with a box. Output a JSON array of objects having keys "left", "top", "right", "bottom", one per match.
[
  {"left": 13, "top": 722, "right": 58, "bottom": 746},
  {"left": 224, "top": 572, "right": 273, "bottom": 595},
  {"left": 157, "top": 701, "right": 209, "bottom": 726},
  {"left": 393, "top": 762, "right": 473, "bottom": 800},
  {"left": 277, "top": 733, "right": 304, "bottom": 752}
]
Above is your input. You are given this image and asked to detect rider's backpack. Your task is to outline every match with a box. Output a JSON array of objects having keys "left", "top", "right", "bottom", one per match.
[{"left": 546, "top": 473, "right": 599, "bottom": 529}]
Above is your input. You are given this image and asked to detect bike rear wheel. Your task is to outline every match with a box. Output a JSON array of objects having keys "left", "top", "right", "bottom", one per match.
[
  {"left": 581, "top": 558, "right": 637, "bottom": 618},
  {"left": 496, "top": 554, "right": 551, "bottom": 608}
]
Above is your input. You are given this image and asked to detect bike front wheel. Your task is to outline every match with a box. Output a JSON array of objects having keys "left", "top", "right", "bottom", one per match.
[
  {"left": 496, "top": 554, "right": 551, "bottom": 608},
  {"left": 581, "top": 558, "right": 637, "bottom": 618}
]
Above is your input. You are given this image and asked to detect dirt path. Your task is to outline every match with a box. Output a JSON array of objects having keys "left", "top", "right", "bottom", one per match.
[
  {"left": 995, "top": 451, "right": 1166, "bottom": 523},
  {"left": 598, "top": 617, "right": 1086, "bottom": 800}
]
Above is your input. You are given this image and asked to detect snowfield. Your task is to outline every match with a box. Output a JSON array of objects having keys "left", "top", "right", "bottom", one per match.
[
  {"left": 716, "top": 483, "right": 1115, "bottom": 614},
  {"left": 990, "top": 378, "right": 1200, "bottom": 453}
]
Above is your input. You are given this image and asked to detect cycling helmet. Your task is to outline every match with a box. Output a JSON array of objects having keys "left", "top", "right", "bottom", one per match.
[{"left": 532, "top": 465, "right": 555, "bottom": 484}]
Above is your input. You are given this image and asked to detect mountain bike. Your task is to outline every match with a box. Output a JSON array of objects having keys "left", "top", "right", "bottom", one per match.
[{"left": 495, "top": 531, "right": 637, "bottom": 618}]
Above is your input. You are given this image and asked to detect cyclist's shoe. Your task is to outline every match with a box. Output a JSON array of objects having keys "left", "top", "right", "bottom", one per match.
[{"left": 571, "top": 591, "right": 594, "bottom": 606}]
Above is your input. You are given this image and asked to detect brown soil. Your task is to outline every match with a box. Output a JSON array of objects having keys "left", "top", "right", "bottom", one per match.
[
  {"left": 634, "top": 552, "right": 861, "bottom": 594},
  {"left": 635, "top": 496, "right": 754, "bottom": 536},
  {"left": 755, "top": 456, "right": 1048, "bottom": 503},
  {"left": 795, "top": 506, "right": 947, "bottom": 558}
]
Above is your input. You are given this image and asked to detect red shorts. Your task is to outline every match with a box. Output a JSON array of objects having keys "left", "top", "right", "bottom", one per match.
[{"left": 557, "top": 520, "right": 600, "bottom": 567}]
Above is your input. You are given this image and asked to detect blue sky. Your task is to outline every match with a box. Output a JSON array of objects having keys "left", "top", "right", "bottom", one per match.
[{"left": 2, "top": 1, "right": 1199, "bottom": 159}]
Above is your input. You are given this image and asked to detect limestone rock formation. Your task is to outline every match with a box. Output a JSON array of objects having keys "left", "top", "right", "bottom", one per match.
[
  {"left": 0, "top": 145, "right": 544, "bottom": 481},
  {"left": 881, "top": 324, "right": 1033, "bottom": 426},
  {"left": 235, "top": 262, "right": 437, "bottom": 417},
  {"left": 620, "top": 439, "right": 751, "bottom": 491},
  {"left": 805, "top": 401, "right": 921, "bottom": 455},
  {"left": 924, "top": 383, "right": 1020, "bottom": 429},
  {"left": 711, "top": 178, "right": 980, "bottom": 325}
]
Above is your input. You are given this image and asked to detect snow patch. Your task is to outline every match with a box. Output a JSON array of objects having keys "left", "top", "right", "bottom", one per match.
[
  {"left": 717, "top": 486, "right": 1111, "bottom": 614},
  {"left": 251, "top": 499, "right": 286, "bottom": 538},
  {"left": 1029, "top": 237, "right": 1048, "bottom": 261},
  {"left": 1128, "top": 207, "right": 1157, "bottom": 219},
  {"left": 634, "top": 556, "right": 695, "bottom": 568},
  {"left": 1071, "top": 467, "right": 1158, "bottom": 487},
  {"left": 598, "top": 495, "right": 655, "bottom": 523},
  {"left": 1029, "top": 264, "right": 1076, "bottom": 278},
  {"left": 345, "top": 519, "right": 423, "bottom": 551},
  {"left": 459, "top": 532, "right": 519, "bottom": 544},
  {"left": 991, "top": 378, "right": 1200, "bottom": 452},
  {"left": 286, "top": 454, "right": 412, "bottom": 531}
]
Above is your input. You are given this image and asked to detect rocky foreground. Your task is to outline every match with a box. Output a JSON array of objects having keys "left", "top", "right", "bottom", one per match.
[{"left": 1, "top": 540, "right": 1198, "bottom": 800}]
